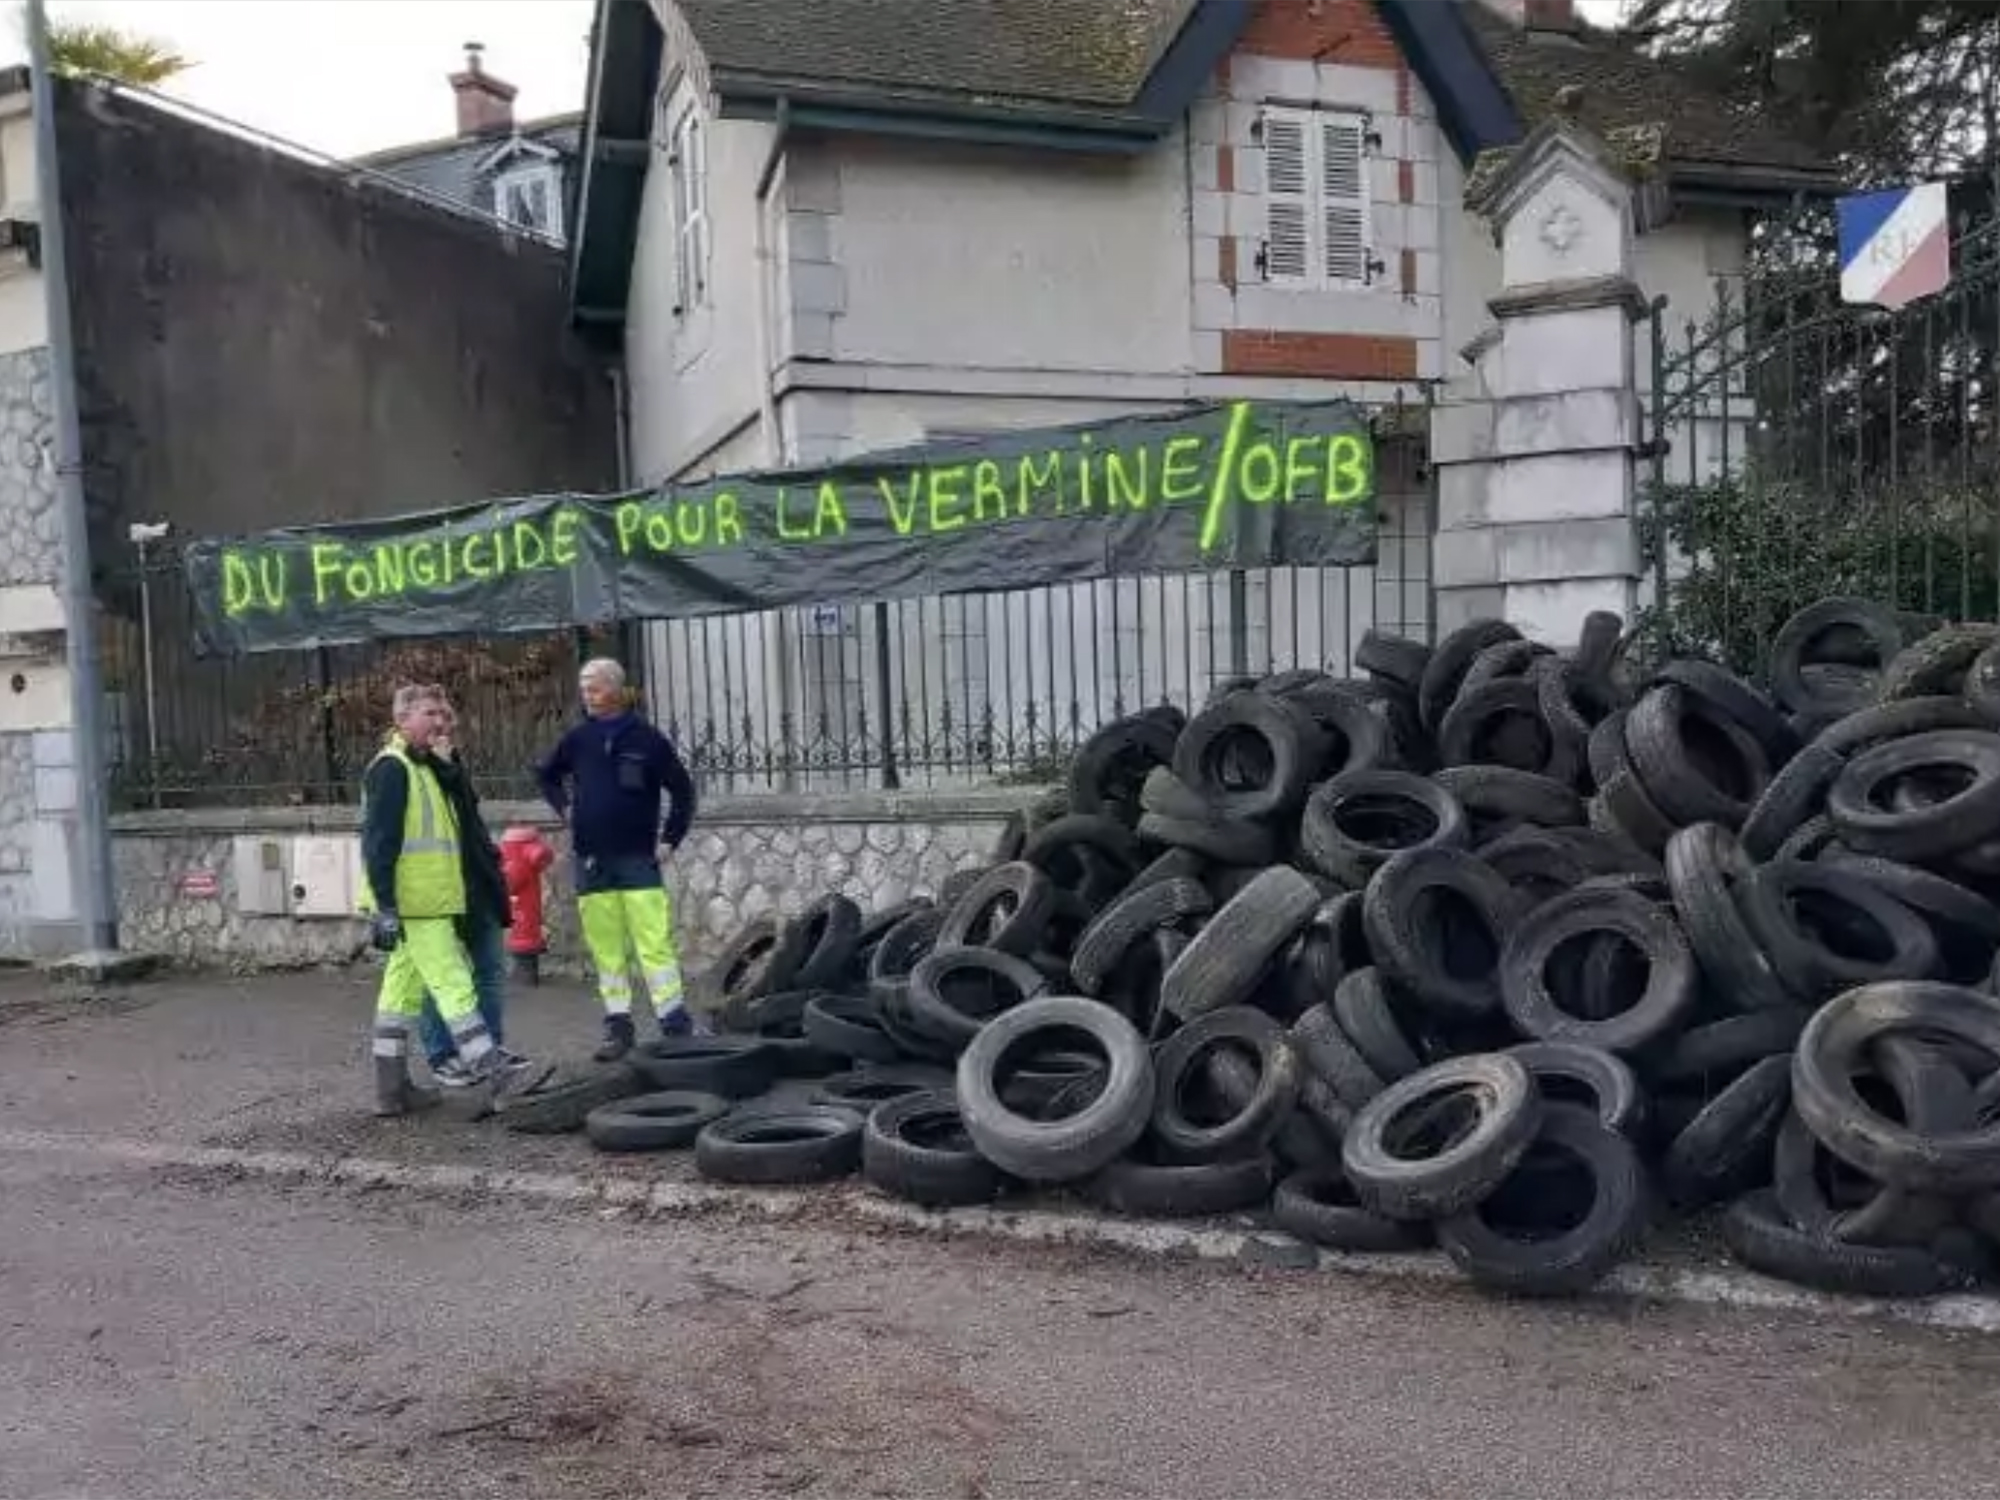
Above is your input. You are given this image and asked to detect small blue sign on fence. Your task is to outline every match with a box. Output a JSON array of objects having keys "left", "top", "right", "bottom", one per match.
[{"left": 1838, "top": 182, "right": 1950, "bottom": 310}]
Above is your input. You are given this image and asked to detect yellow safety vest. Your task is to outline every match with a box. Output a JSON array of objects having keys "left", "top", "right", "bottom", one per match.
[{"left": 355, "top": 736, "right": 466, "bottom": 919}]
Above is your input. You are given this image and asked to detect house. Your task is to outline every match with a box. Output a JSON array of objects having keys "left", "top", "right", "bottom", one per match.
[
  {"left": 363, "top": 45, "right": 582, "bottom": 245},
  {"left": 565, "top": 0, "right": 1833, "bottom": 786}
]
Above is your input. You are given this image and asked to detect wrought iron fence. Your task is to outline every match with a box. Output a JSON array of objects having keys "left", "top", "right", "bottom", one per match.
[
  {"left": 100, "top": 403, "right": 1433, "bottom": 807},
  {"left": 1641, "top": 188, "right": 2000, "bottom": 673}
]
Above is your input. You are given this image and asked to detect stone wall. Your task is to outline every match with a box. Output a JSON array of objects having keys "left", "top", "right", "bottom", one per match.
[{"left": 110, "top": 787, "right": 1037, "bottom": 978}]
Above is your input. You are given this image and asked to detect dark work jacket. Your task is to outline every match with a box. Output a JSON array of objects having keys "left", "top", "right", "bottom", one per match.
[{"left": 536, "top": 711, "right": 697, "bottom": 894}]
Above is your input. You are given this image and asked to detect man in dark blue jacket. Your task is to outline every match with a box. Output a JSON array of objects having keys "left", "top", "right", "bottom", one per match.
[{"left": 536, "top": 657, "right": 699, "bottom": 1061}]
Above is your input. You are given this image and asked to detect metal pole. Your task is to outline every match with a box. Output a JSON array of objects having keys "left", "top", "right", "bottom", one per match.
[
  {"left": 136, "top": 538, "right": 159, "bottom": 809},
  {"left": 27, "top": 0, "right": 118, "bottom": 954}
]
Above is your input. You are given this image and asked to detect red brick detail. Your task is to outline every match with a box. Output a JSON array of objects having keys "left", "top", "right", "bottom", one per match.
[
  {"left": 1233, "top": 0, "right": 1403, "bottom": 70},
  {"left": 1216, "top": 145, "right": 1234, "bottom": 194},
  {"left": 1218, "top": 237, "right": 1239, "bottom": 292},
  {"left": 1397, "top": 159, "right": 1414, "bottom": 203},
  {"left": 1399, "top": 248, "right": 1417, "bottom": 296},
  {"left": 1222, "top": 331, "right": 1419, "bottom": 381}
]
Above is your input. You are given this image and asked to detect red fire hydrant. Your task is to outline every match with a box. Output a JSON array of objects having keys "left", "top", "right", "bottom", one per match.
[{"left": 500, "top": 826, "right": 555, "bottom": 984}]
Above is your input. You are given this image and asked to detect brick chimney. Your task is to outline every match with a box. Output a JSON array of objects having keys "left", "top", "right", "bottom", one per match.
[
  {"left": 1523, "top": 0, "right": 1578, "bottom": 32},
  {"left": 449, "top": 42, "right": 516, "bottom": 137}
]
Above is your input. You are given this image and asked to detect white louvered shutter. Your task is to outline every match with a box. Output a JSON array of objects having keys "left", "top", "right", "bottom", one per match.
[
  {"left": 1262, "top": 108, "right": 1311, "bottom": 284},
  {"left": 1320, "top": 113, "right": 1370, "bottom": 285}
]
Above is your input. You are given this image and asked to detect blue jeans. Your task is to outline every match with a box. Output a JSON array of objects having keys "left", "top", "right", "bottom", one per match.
[{"left": 418, "top": 913, "right": 507, "bottom": 1069}]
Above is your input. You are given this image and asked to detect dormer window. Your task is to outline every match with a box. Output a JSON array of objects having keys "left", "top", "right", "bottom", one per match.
[{"left": 493, "top": 161, "right": 563, "bottom": 239}]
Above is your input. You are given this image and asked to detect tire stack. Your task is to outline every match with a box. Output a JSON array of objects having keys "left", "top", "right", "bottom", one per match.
[{"left": 549, "top": 596, "right": 2000, "bottom": 1302}]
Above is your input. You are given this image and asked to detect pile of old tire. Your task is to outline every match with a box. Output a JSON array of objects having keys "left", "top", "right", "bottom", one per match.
[{"left": 583, "top": 597, "right": 2000, "bottom": 1302}]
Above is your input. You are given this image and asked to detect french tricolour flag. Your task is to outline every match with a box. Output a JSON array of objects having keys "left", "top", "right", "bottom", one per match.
[{"left": 1838, "top": 183, "right": 1951, "bottom": 310}]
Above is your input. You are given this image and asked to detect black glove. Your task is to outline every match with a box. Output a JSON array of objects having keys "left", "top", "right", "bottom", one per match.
[{"left": 370, "top": 911, "right": 404, "bottom": 953}]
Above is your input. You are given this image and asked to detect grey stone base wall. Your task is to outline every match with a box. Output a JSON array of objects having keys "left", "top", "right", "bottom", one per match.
[{"left": 110, "top": 788, "right": 1036, "bottom": 979}]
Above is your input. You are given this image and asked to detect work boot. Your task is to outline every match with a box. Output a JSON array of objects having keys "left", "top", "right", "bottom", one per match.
[
  {"left": 373, "top": 1055, "right": 441, "bottom": 1118},
  {"left": 656, "top": 1004, "right": 694, "bottom": 1039},
  {"left": 465, "top": 1047, "right": 544, "bottom": 1102},
  {"left": 594, "top": 1013, "right": 637, "bottom": 1063}
]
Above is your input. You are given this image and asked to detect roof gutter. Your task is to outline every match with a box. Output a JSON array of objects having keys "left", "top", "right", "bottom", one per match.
[
  {"left": 714, "top": 75, "right": 1165, "bottom": 154},
  {"left": 567, "top": 0, "right": 616, "bottom": 306}
]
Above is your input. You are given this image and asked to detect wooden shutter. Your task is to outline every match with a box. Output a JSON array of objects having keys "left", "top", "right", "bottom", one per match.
[
  {"left": 1320, "top": 113, "right": 1370, "bottom": 284},
  {"left": 1261, "top": 108, "right": 1311, "bottom": 284}
]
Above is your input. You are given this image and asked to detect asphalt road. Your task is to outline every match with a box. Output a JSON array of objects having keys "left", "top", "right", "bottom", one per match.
[{"left": 6, "top": 974, "right": 2000, "bottom": 1498}]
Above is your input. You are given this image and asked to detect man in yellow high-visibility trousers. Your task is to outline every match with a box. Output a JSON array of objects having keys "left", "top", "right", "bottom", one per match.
[
  {"left": 358, "top": 683, "right": 538, "bottom": 1115},
  {"left": 536, "top": 658, "right": 699, "bottom": 1062}
]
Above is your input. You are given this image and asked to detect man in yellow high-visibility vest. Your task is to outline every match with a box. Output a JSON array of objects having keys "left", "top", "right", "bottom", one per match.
[{"left": 358, "top": 684, "right": 537, "bottom": 1115}]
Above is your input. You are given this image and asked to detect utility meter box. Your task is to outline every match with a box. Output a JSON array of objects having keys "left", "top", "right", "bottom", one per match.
[
  {"left": 232, "top": 835, "right": 290, "bottom": 915},
  {"left": 289, "top": 836, "right": 355, "bottom": 918}
]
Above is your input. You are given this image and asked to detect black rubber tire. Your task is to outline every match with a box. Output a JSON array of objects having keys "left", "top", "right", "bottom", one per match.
[
  {"left": 1171, "top": 693, "right": 1321, "bottom": 821},
  {"left": 1271, "top": 1165, "right": 1428, "bottom": 1252},
  {"left": 1773, "top": 813, "right": 1842, "bottom": 863},
  {"left": 1208, "top": 1048, "right": 1343, "bottom": 1171},
  {"left": 1652, "top": 1009, "right": 1809, "bottom": 1090},
  {"left": 1588, "top": 712, "right": 1679, "bottom": 855},
  {"left": 1663, "top": 824, "right": 1798, "bottom": 1012},
  {"left": 1291, "top": 1000, "right": 1389, "bottom": 1110},
  {"left": 852, "top": 898, "right": 933, "bottom": 980},
  {"left": 1817, "top": 695, "right": 1990, "bottom": 753},
  {"left": 585, "top": 1090, "right": 730, "bottom": 1152},
  {"left": 1876, "top": 622, "right": 2000, "bottom": 702},
  {"left": 1356, "top": 629, "right": 1432, "bottom": 691},
  {"left": 1505, "top": 1041, "right": 1646, "bottom": 1136},
  {"left": 1124, "top": 845, "right": 1209, "bottom": 895},
  {"left": 809, "top": 1066, "right": 952, "bottom": 1117},
  {"left": 1332, "top": 967, "right": 1424, "bottom": 1082},
  {"left": 1652, "top": 659, "right": 1798, "bottom": 765},
  {"left": 1275, "top": 892, "right": 1369, "bottom": 1020},
  {"left": 1793, "top": 981, "right": 2000, "bottom": 1194},
  {"left": 1499, "top": 886, "right": 1698, "bottom": 1056},
  {"left": 1069, "top": 877, "right": 1213, "bottom": 997},
  {"left": 861, "top": 1089, "right": 1006, "bottom": 1207},
  {"left": 1439, "top": 678, "right": 1582, "bottom": 785},
  {"left": 1769, "top": 597, "right": 1905, "bottom": 715},
  {"left": 630, "top": 1036, "right": 783, "bottom": 1098},
  {"left": 1160, "top": 865, "right": 1321, "bottom": 1022},
  {"left": 1139, "top": 766, "right": 1213, "bottom": 821},
  {"left": 903, "top": 946, "right": 1047, "bottom": 1053},
  {"left": 1969, "top": 642, "right": 2000, "bottom": 725},
  {"left": 1341, "top": 1053, "right": 1543, "bottom": 1221},
  {"left": 1535, "top": 655, "right": 1624, "bottom": 752},
  {"left": 1828, "top": 730, "right": 2000, "bottom": 863},
  {"left": 1150, "top": 1006, "right": 1302, "bottom": 1163},
  {"left": 1736, "top": 861, "right": 1941, "bottom": 999},
  {"left": 1136, "top": 810, "right": 1278, "bottom": 867},
  {"left": 1458, "top": 637, "right": 1552, "bottom": 699},
  {"left": 1823, "top": 851, "right": 2000, "bottom": 985},
  {"left": 866, "top": 905, "right": 946, "bottom": 988},
  {"left": 936, "top": 861, "right": 1060, "bottom": 957},
  {"left": 1022, "top": 814, "right": 1143, "bottom": 901},
  {"left": 706, "top": 914, "right": 790, "bottom": 1011},
  {"left": 1362, "top": 847, "right": 1526, "bottom": 1023},
  {"left": 1081, "top": 1153, "right": 1276, "bottom": 1219},
  {"left": 1478, "top": 827, "right": 1648, "bottom": 907},
  {"left": 499, "top": 1064, "right": 642, "bottom": 1135},
  {"left": 1720, "top": 1189, "right": 1970, "bottom": 1298},
  {"left": 801, "top": 992, "right": 908, "bottom": 1066},
  {"left": 1298, "top": 769, "right": 1469, "bottom": 889},
  {"left": 1576, "top": 612, "right": 1626, "bottom": 677},
  {"left": 955, "top": 996, "right": 1155, "bottom": 1183},
  {"left": 1661, "top": 1052, "right": 1791, "bottom": 1209},
  {"left": 694, "top": 1105, "right": 865, "bottom": 1185},
  {"left": 1294, "top": 688, "right": 1395, "bottom": 780},
  {"left": 1419, "top": 619, "right": 1522, "bottom": 734},
  {"left": 1431, "top": 765, "right": 1584, "bottom": 835},
  {"left": 768, "top": 895, "right": 864, "bottom": 994},
  {"left": 1739, "top": 741, "right": 1846, "bottom": 861},
  {"left": 1627, "top": 683, "right": 1771, "bottom": 829},
  {"left": 1772, "top": 1095, "right": 1959, "bottom": 1255},
  {"left": 1434, "top": 1103, "right": 1649, "bottom": 1297},
  {"left": 1066, "top": 715, "right": 1179, "bottom": 823}
]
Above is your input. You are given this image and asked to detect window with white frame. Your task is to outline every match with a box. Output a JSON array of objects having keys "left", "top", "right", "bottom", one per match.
[
  {"left": 1258, "top": 105, "right": 1373, "bottom": 289},
  {"left": 668, "top": 103, "right": 712, "bottom": 313},
  {"left": 493, "top": 161, "right": 563, "bottom": 240}
]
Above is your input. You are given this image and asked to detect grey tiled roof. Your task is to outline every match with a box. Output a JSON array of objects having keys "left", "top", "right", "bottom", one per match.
[
  {"left": 1462, "top": 5, "right": 1829, "bottom": 176},
  {"left": 675, "top": 0, "right": 1197, "bottom": 113},
  {"left": 362, "top": 116, "right": 582, "bottom": 221}
]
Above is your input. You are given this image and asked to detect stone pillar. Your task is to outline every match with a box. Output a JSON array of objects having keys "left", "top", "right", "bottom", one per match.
[{"left": 1430, "top": 119, "right": 1653, "bottom": 646}]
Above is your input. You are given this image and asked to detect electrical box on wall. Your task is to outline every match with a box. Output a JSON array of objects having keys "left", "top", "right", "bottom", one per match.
[
  {"left": 289, "top": 836, "right": 355, "bottom": 918},
  {"left": 231, "top": 835, "right": 290, "bottom": 916},
  {"left": 0, "top": 659, "right": 71, "bottom": 732}
]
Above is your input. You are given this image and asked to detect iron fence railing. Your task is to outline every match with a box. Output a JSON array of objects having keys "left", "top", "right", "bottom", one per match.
[
  {"left": 1641, "top": 190, "right": 2000, "bottom": 672},
  {"left": 100, "top": 413, "right": 1433, "bottom": 808}
]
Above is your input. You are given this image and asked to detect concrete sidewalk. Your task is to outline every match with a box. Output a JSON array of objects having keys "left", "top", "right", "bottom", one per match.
[{"left": 5, "top": 966, "right": 2000, "bottom": 1335}]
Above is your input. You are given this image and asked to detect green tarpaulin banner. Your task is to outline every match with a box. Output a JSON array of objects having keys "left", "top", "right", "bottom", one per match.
[{"left": 185, "top": 398, "right": 1378, "bottom": 655}]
